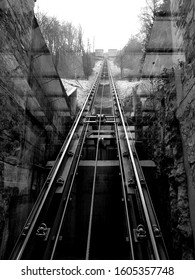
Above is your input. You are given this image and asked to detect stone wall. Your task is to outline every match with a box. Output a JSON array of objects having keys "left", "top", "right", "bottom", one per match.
[
  {"left": 170, "top": 0, "right": 195, "bottom": 251},
  {"left": 141, "top": 72, "right": 194, "bottom": 259},
  {"left": 128, "top": 0, "right": 195, "bottom": 259},
  {"left": 0, "top": 0, "right": 71, "bottom": 258}
]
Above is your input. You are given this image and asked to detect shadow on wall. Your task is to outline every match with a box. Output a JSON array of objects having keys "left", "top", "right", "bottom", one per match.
[{"left": 0, "top": 0, "right": 71, "bottom": 259}]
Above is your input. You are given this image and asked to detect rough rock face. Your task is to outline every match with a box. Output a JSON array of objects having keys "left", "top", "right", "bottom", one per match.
[
  {"left": 0, "top": 0, "right": 39, "bottom": 259},
  {"left": 164, "top": 76, "right": 194, "bottom": 259},
  {"left": 0, "top": 0, "right": 71, "bottom": 259},
  {"left": 142, "top": 71, "right": 194, "bottom": 259},
  {"left": 170, "top": 0, "right": 195, "bottom": 254}
]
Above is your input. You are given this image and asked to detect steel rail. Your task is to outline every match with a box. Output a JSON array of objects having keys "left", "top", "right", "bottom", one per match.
[
  {"left": 50, "top": 122, "right": 90, "bottom": 259},
  {"left": 49, "top": 69, "right": 103, "bottom": 259},
  {"left": 129, "top": 144, "right": 168, "bottom": 259},
  {"left": 50, "top": 67, "right": 104, "bottom": 260},
  {"left": 108, "top": 62, "right": 160, "bottom": 260},
  {"left": 12, "top": 64, "right": 104, "bottom": 260},
  {"left": 85, "top": 76, "right": 106, "bottom": 260},
  {"left": 112, "top": 88, "right": 135, "bottom": 260},
  {"left": 111, "top": 77, "right": 167, "bottom": 258}
]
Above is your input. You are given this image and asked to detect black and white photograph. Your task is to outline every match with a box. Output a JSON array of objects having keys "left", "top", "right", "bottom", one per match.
[{"left": 0, "top": 0, "right": 194, "bottom": 277}]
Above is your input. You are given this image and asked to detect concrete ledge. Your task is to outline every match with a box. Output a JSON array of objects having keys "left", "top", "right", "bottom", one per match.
[
  {"left": 140, "top": 160, "right": 156, "bottom": 167},
  {"left": 79, "top": 160, "right": 119, "bottom": 167}
]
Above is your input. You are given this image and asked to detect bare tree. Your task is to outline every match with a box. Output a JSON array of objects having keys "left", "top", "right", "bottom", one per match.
[
  {"left": 114, "top": 35, "right": 143, "bottom": 79},
  {"left": 35, "top": 11, "right": 93, "bottom": 79},
  {"left": 36, "top": 11, "right": 81, "bottom": 55},
  {"left": 139, "top": 0, "right": 163, "bottom": 45}
]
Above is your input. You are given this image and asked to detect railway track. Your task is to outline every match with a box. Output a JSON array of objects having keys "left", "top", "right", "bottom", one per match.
[{"left": 10, "top": 60, "right": 168, "bottom": 260}]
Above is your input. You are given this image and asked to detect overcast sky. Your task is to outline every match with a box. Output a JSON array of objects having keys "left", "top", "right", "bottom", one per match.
[{"left": 35, "top": 0, "right": 147, "bottom": 51}]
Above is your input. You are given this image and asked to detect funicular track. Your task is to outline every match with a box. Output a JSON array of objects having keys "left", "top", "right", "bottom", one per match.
[{"left": 10, "top": 60, "right": 168, "bottom": 260}]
